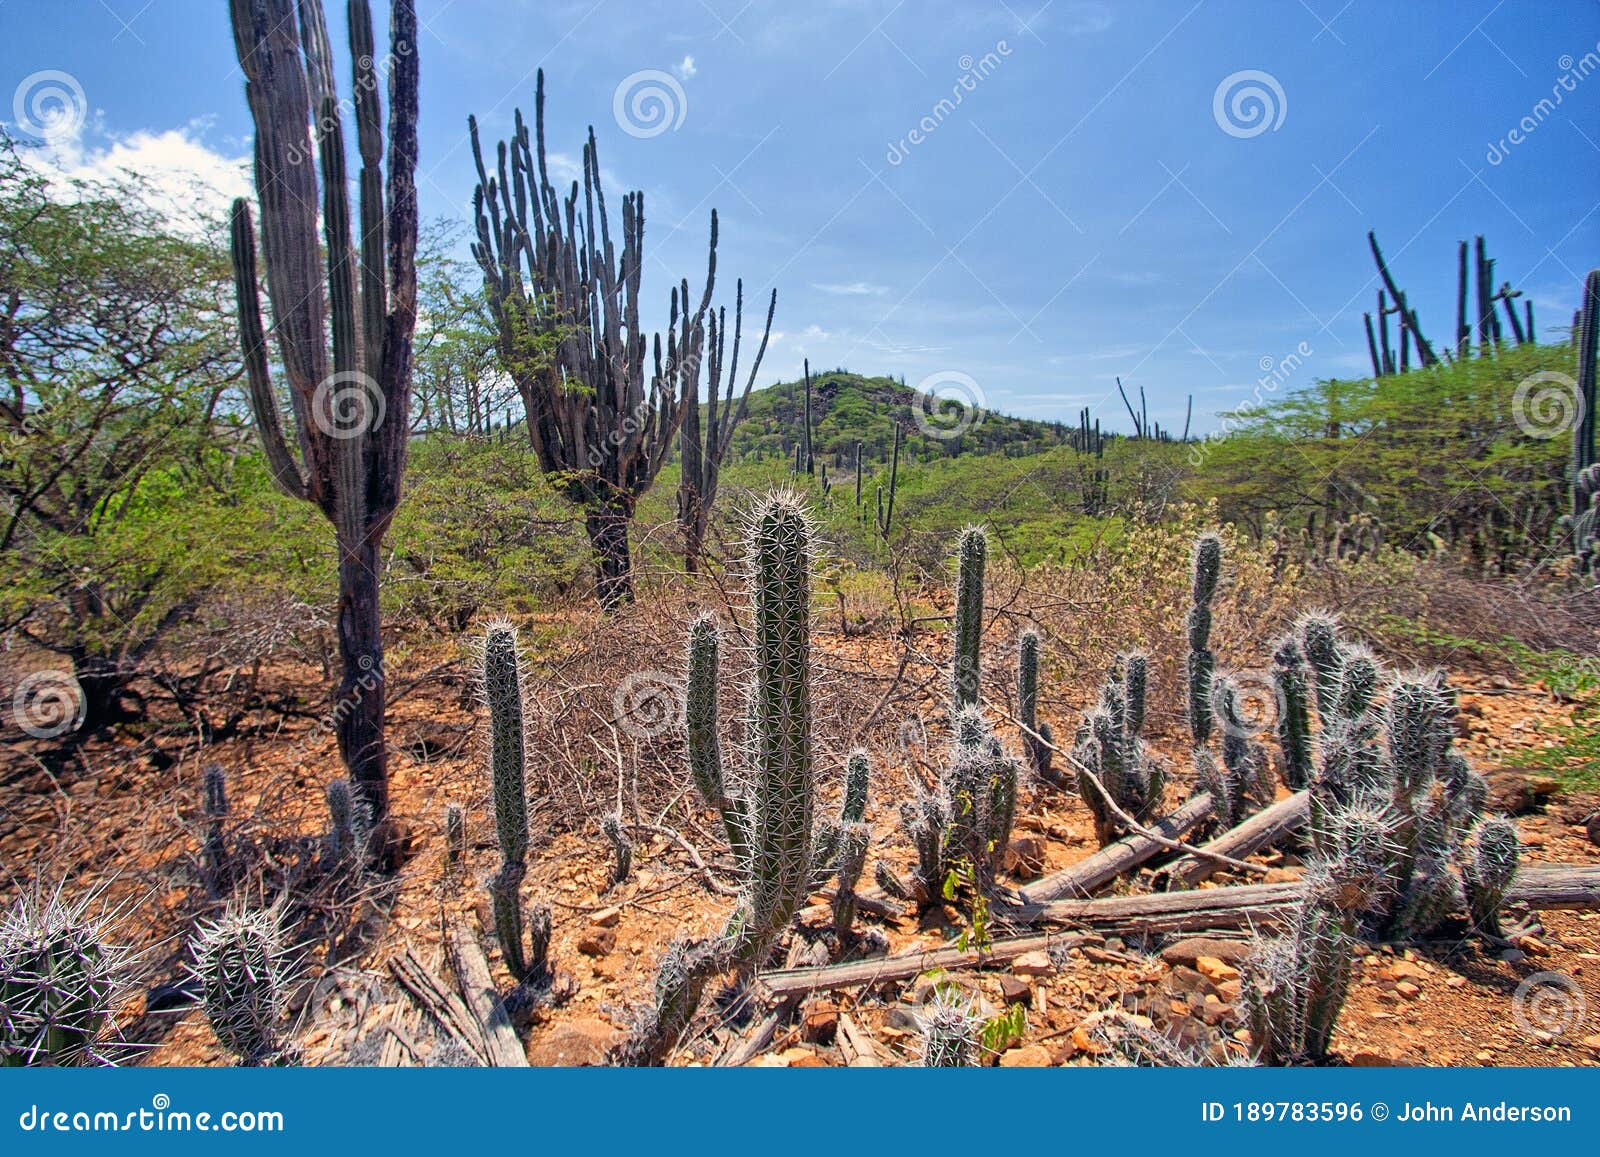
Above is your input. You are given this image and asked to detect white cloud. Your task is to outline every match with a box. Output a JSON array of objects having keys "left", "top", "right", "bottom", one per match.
[
  {"left": 812, "top": 280, "right": 888, "bottom": 296},
  {"left": 674, "top": 55, "right": 697, "bottom": 81}
]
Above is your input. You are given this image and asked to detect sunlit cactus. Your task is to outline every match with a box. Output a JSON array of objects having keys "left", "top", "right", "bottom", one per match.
[
  {"left": 1016, "top": 630, "right": 1055, "bottom": 782},
  {"left": 831, "top": 822, "right": 870, "bottom": 940},
  {"left": 918, "top": 988, "right": 982, "bottom": 1067},
  {"left": 0, "top": 886, "right": 128, "bottom": 1067},
  {"left": 950, "top": 526, "right": 988, "bottom": 710},
  {"left": 1295, "top": 610, "right": 1343, "bottom": 723},
  {"left": 1075, "top": 655, "right": 1165, "bottom": 845},
  {"left": 1462, "top": 815, "right": 1520, "bottom": 936},
  {"left": 190, "top": 904, "right": 291, "bottom": 1066},
  {"left": 602, "top": 812, "right": 633, "bottom": 889},
  {"left": 1271, "top": 635, "right": 1314, "bottom": 789},
  {"left": 1186, "top": 532, "right": 1223, "bottom": 743}
]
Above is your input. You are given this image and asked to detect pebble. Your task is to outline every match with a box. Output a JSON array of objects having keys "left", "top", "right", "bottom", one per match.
[{"left": 1012, "top": 951, "right": 1056, "bottom": 977}]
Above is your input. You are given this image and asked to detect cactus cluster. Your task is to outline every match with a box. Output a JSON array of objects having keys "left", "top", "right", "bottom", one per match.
[
  {"left": 1572, "top": 268, "right": 1599, "bottom": 572},
  {"left": 1074, "top": 653, "right": 1166, "bottom": 846},
  {"left": 0, "top": 886, "right": 127, "bottom": 1067},
  {"left": 480, "top": 622, "right": 553, "bottom": 986},
  {"left": 190, "top": 904, "right": 292, "bottom": 1066},
  {"left": 1186, "top": 533, "right": 1223, "bottom": 744},
  {"left": 1198, "top": 673, "right": 1275, "bottom": 828},
  {"left": 628, "top": 493, "right": 864, "bottom": 1064}
]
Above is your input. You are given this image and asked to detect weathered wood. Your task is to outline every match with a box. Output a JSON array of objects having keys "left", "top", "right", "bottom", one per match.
[
  {"left": 760, "top": 933, "right": 1087, "bottom": 999},
  {"left": 1020, "top": 793, "right": 1215, "bottom": 903},
  {"left": 445, "top": 924, "right": 529, "bottom": 1067},
  {"left": 1503, "top": 864, "right": 1600, "bottom": 909},
  {"left": 1159, "top": 791, "right": 1310, "bottom": 890},
  {"left": 724, "top": 999, "right": 796, "bottom": 1067},
  {"left": 389, "top": 948, "right": 490, "bottom": 1066},
  {"left": 837, "top": 1012, "right": 881, "bottom": 1067}
]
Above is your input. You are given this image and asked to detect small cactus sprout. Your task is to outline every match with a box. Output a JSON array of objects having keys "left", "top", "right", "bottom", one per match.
[
  {"left": 1017, "top": 630, "right": 1052, "bottom": 779},
  {"left": 1211, "top": 673, "right": 1275, "bottom": 822},
  {"left": 918, "top": 988, "right": 982, "bottom": 1067},
  {"left": 831, "top": 821, "right": 870, "bottom": 940},
  {"left": 190, "top": 903, "right": 291, "bottom": 1066},
  {"left": 1270, "top": 636, "right": 1314, "bottom": 790},
  {"left": 326, "top": 777, "right": 353, "bottom": 858},
  {"left": 1333, "top": 644, "right": 1382, "bottom": 722},
  {"left": 1186, "top": 532, "right": 1223, "bottom": 744},
  {"left": 613, "top": 936, "right": 726, "bottom": 1067},
  {"left": 950, "top": 526, "right": 988, "bottom": 710},
  {"left": 1295, "top": 610, "right": 1343, "bottom": 723},
  {"left": 445, "top": 803, "right": 465, "bottom": 869},
  {"left": 0, "top": 885, "right": 128, "bottom": 1067},
  {"left": 1074, "top": 655, "right": 1166, "bottom": 845},
  {"left": 1462, "top": 815, "right": 1520, "bottom": 936},
  {"left": 602, "top": 812, "right": 633, "bottom": 888}
]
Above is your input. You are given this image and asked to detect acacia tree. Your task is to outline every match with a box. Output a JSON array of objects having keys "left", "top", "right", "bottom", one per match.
[
  {"left": 468, "top": 71, "right": 773, "bottom": 607},
  {"left": 0, "top": 144, "right": 239, "bottom": 733},
  {"left": 227, "top": 0, "right": 418, "bottom": 826}
]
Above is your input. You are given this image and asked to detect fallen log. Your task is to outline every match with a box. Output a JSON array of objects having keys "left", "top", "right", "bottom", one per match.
[
  {"left": 1020, "top": 793, "right": 1215, "bottom": 903},
  {"left": 445, "top": 922, "right": 529, "bottom": 1067},
  {"left": 760, "top": 932, "right": 1091, "bottom": 1000},
  {"left": 837, "top": 1013, "right": 881, "bottom": 1066},
  {"left": 1158, "top": 791, "right": 1310, "bottom": 890},
  {"left": 389, "top": 947, "right": 492, "bottom": 1066},
  {"left": 1015, "top": 863, "right": 1600, "bottom": 932}
]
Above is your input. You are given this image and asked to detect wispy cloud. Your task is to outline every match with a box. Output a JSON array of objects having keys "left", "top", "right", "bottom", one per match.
[
  {"left": 812, "top": 280, "right": 889, "bottom": 296},
  {"left": 674, "top": 54, "right": 697, "bottom": 80}
]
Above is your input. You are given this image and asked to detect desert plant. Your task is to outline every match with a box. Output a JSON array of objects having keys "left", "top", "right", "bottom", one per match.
[
  {"left": 1075, "top": 653, "right": 1166, "bottom": 845},
  {"left": 480, "top": 622, "right": 551, "bottom": 985},
  {"left": 0, "top": 886, "right": 128, "bottom": 1067},
  {"left": 445, "top": 803, "right": 465, "bottom": 870},
  {"left": 1017, "top": 629, "right": 1055, "bottom": 782},
  {"left": 1461, "top": 814, "right": 1520, "bottom": 936},
  {"left": 1296, "top": 610, "right": 1344, "bottom": 724},
  {"left": 1186, "top": 532, "right": 1223, "bottom": 743},
  {"left": 227, "top": 0, "right": 419, "bottom": 827},
  {"left": 951, "top": 526, "right": 987, "bottom": 709},
  {"left": 831, "top": 822, "right": 870, "bottom": 941},
  {"left": 1271, "top": 635, "right": 1314, "bottom": 789},
  {"left": 190, "top": 904, "right": 292, "bottom": 1066},
  {"left": 200, "top": 764, "right": 230, "bottom": 893},
  {"left": 1572, "top": 268, "right": 1599, "bottom": 571},
  {"left": 602, "top": 812, "right": 633, "bottom": 889},
  {"left": 1204, "top": 673, "right": 1275, "bottom": 826},
  {"left": 918, "top": 988, "right": 982, "bottom": 1067}
]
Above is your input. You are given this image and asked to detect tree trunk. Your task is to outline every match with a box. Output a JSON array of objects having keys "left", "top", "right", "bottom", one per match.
[
  {"left": 336, "top": 535, "right": 388, "bottom": 821},
  {"left": 586, "top": 494, "right": 635, "bottom": 610}
]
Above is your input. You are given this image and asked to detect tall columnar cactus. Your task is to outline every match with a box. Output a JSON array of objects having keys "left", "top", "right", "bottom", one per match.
[
  {"left": 630, "top": 493, "right": 856, "bottom": 1063},
  {"left": 1075, "top": 654, "right": 1166, "bottom": 846},
  {"left": 950, "top": 526, "right": 987, "bottom": 710},
  {"left": 480, "top": 623, "right": 550, "bottom": 985},
  {"left": 1572, "top": 269, "right": 1599, "bottom": 570},
  {"left": 1186, "top": 533, "right": 1223, "bottom": 744},
  {"left": 229, "top": 0, "right": 419, "bottom": 824},
  {"left": 191, "top": 904, "right": 291, "bottom": 1066},
  {"left": 918, "top": 988, "right": 982, "bottom": 1067},
  {"left": 0, "top": 887, "right": 127, "bottom": 1067},
  {"left": 1296, "top": 611, "right": 1343, "bottom": 724},
  {"left": 1195, "top": 675, "right": 1274, "bottom": 829},
  {"left": 1271, "top": 636, "right": 1314, "bottom": 790},
  {"left": 875, "top": 424, "right": 902, "bottom": 539},
  {"left": 1017, "top": 630, "right": 1055, "bottom": 782}
]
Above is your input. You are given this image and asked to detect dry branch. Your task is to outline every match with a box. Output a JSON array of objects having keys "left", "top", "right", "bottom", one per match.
[
  {"left": 1020, "top": 793, "right": 1215, "bottom": 903},
  {"left": 445, "top": 922, "right": 528, "bottom": 1067},
  {"left": 1158, "top": 791, "right": 1310, "bottom": 890}
]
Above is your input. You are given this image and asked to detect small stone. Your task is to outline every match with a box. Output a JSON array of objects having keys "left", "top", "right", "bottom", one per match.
[
  {"left": 1195, "top": 956, "right": 1240, "bottom": 983},
  {"left": 1160, "top": 937, "right": 1251, "bottom": 969},
  {"left": 1580, "top": 1033, "right": 1600, "bottom": 1055},
  {"left": 777, "top": 1047, "right": 827, "bottom": 1067},
  {"left": 1003, "top": 837, "right": 1047, "bottom": 878},
  {"left": 1349, "top": 1049, "right": 1398, "bottom": 1067},
  {"left": 998, "top": 975, "right": 1032, "bottom": 1004},
  {"left": 526, "top": 1018, "right": 615, "bottom": 1066},
  {"left": 577, "top": 928, "right": 616, "bottom": 957},
  {"left": 1201, "top": 995, "right": 1231, "bottom": 1026},
  {"left": 1216, "top": 979, "right": 1242, "bottom": 1003},
  {"left": 998, "top": 1044, "right": 1053, "bottom": 1067},
  {"left": 591, "top": 906, "right": 622, "bottom": 928},
  {"left": 1499, "top": 948, "right": 1527, "bottom": 964},
  {"left": 801, "top": 1005, "right": 839, "bottom": 1045},
  {"left": 1012, "top": 951, "right": 1055, "bottom": 977},
  {"left": 1395, "top": 981, "right": 1422, "bottom": 1000}
]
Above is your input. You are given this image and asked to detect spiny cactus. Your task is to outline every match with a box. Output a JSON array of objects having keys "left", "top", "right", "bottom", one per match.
[
  {"left": 1295, "top": 610, "right": 1343, "bottom": 723},
  {"left": 811, "top": 748, "right": 872, "bottom": 888},
  {"left": 612, "top": 936, "right": 724, "bottom": 1067},
  {"left": 1462, "top": 814, "right": 1520, "bottom": 936},
  {"left": 918, "top": 988, "right": 982, "bottom": 1067},
  {"left": 325, "top": 777, "right": 370, "bottom": 867},
  {"left": 951, "top": 526, "right": 987, "bottom": 710},
  {"left": 1572, "top": 269, "right": 1598, "bottom": 571},
  {"left": 1075, "top": 653, "right": 1166, "bottom": 846},
  {"left": 1186, "top": 533, "right": 1223, "bottom": 744},
  {"left": 1270, "top": 636, "right": 1314, "bottom": 790},
  {"left": 479, "top": 622, "right": 549, "bottom": 985},
  {"left": 831, "top": 822, "right": 870, "bottom": 940},
  {"left": 602, "top": 812, "right": 633, "bottom": 889},
  {"left": 1333, "top": 644, "right": 1382, "bottom": 721},
  {"left": 1209, "top": 674, "right": 1274, "bottom": 825},
  {"left": 191, "top": 904, "right": 291, "bottom": 1066},
  {"left": 1016, "top": 630, "right": 1056, "bottom": 783},
  {"left": 0, "top": 886, "right": 128, "bottom": 1067}
]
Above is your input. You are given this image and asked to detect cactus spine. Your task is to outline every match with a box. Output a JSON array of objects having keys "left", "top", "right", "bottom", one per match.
[
  {"left": 1271, "top": 636, "right": 1314, "bottom": 789},
  {"left": 950, "top": 526, "right": 987, "bottom": 710},
  {"left": 1572, "top": 269, "right": 1599, "bottom": 572},
  {"left": 1075, "top": 653, "right": 1165, "bottom": 846},
  {"left": 191, "top": 904, "right": 291, "bottom": 1066},
  {"left": 918, "top": 989, "right": 982, "bottom": 1067},
  {"left": 1186, "top": 533, "right": 1222, "bottom": 744},
  {"left": 602, "top": 812, "right": 633, "bottom": 889},
  {"left": 1017, "top": 630, "right": 1055, "bottom": 782},
  {"left": 480, "top": 623, "right": 550, "bottom": 985},
  {"left": 0, "top": 887, "right": 126, "bottom": 1067}
]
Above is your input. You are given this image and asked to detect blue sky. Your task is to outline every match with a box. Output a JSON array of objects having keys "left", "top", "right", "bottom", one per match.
[{"left": 4, "top": 0, "right": 1599, "bottom": 434}]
